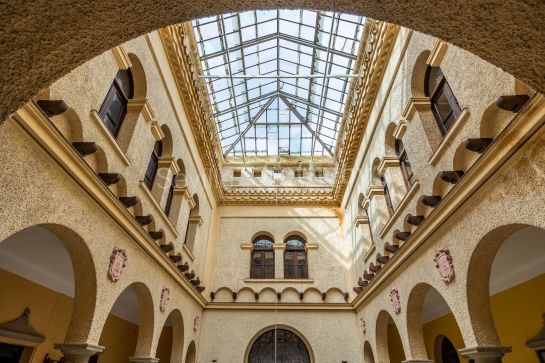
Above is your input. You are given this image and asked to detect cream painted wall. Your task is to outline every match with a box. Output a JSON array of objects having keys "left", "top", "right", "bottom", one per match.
[{"left": 199, "top": 310, "right": 361, "bottom": 363}]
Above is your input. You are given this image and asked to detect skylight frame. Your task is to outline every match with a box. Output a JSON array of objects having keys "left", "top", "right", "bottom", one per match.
[{"left": 192, "top": 9, "right": 365, "bottom": 160}]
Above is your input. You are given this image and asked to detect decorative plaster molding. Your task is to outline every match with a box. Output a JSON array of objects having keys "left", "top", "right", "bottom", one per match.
[
  {"left": 403, "top": 97, "right": 432, "bottom": 121},
  {"left": 240, "top": 243, "right": 253, "bottom": 250},
  {"left": 434, "top": 249, "right": 455, "bottom": 284},
  {"left": 138, "top": 181, "right": 179, "bottom": 237},
  {"left": 352, "top": 95, "right": 545, "bottom": 311},
  {"left": 158, "top": 156, "right": 179, "bottom": 175},
  {"left": 428, "top": 108, "right": 470, "bottom": 166},
  {"left": 377, "top": 155, "right": 400, "bottom": 175},
  {"left": 379, "top": 181, "right": 420, "bottom": 238},
  {"left": 205, "top": 302, "right": 353, "bottom": 311},
  {"left": 141, "top": 100, "right": 155, "bottom": 122},
  {"left": 354, "top": 216, "right": 369, "bottom": 225},
  {"left": 189, "top": 215, "right": 204, "bottom": 226},
  {"left": 173, "top": 186, "right": 191, "bottom": 199},
  {"left": 389, "top": 288, "right": 401, "bottom": 314},
  {"left": 363, "top": 244, "right": 376, "bottom": 262},
  {"left": 305, "top": 243, "right": 319, "bottom": 250},
  {"left": 158, "top": 21, "right": 398, "bottom": 205},
  {"left": 427, "top": 40, "right": 448, "bottom": 67},
  {"left": 150, "top": 120, "right": 165, "bottom": 141},
  {"left": 89, "top": 110, "right": 131, "bottom": 166},
  {"left": 393, "top": 119, "right": 408, "bottom": 140},
  {"left": 107, "top": 247, "right": 128, "bottom": 282},
  {"left": 243, "top": 278, "right": 314, "bottom": 283},
  {"left": 160, "top": 287, "right": 170, "bottom": 312},
  {"left": 272, "top": 243, "right": 286, "bottom": 250},
  {"left": 111, "top": 45, "right": 132, "bottom": 70},
  {"left": 182, "top": 244, "right": 195, "bottom": 261},
  {"left": 366, "top": 186, "right": 385, "bottom": 200}
]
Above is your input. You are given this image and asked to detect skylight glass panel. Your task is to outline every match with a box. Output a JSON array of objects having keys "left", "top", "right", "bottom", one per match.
[{"left": 192, "top": 10, "right": 365, "bottom": 158}]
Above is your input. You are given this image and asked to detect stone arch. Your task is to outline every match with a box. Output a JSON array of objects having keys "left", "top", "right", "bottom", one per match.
[
  {"left": 213, "top": 287, "right": 234, "bottom": 302},
  {"left": 370, "top": 157, "right": 382, "bottom": 185},
  {"left": 238, "top": 287, "right": 257, "bottom": 302},
  {"left": 384, "top": 121, "right": 399, "bottom": 155},
  {"left": 405, "top": 283, "right": 464, "bottom": 361},
  {"left": 3, "top": 0, "right": 544, "bottom": 124},
  {"left": 258, "top": 287, "right": 277, "bottom": 303},
  {"left": 282, "top": 230, "right": 307, "bottom": 242},
  {"left": 160, "top": 124, "right": 174, "bottom": 157},
  {"left": 155, "top": 308, "right": 184, "bottom": 363},
  {"left": 411, "top": 50, "right": 432, "bottom": 98},
  {"left": 176, "top": 159, "right": 186, "bottom": 187},
  {"left": 244, "top": 324, "right": 314, "bottom": 363},
  {"left": 324, "top": 287, "right": 345, "bottom": 303},
  {"left": 0, "top": 224, "right": 97, "bottom": 345},
  {"left": 466, "top": 223, "right": 545, "bottom": 348},
  {"left": 434, "top": 334, "right": 461, "bottom": 363},
  {"left": 97, "top": 282, "right": 155, "bottom": 360},
  {"left": 302, "top": 287, "right": 322, "bottom": 303},
  {"left": 127, "top": 53, "right": 147, "bottom": 100},
  {"left": 375, "top": 309, "right": 407, "bottom": 363},
  {"left": 184, "top": 340, "right": 196, "bottom": 363},
  {"left": 250, "top": 231, "right": 275, "bottom": 243},
  {"left": 363, "top": 340, "right": 375, "bottom": 363},
  {"left": 281, "top": 287, "right": 300, "bottom": 303}
]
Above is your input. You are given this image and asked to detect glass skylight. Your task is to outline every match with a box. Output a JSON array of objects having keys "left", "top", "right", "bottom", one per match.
[{"left": 192, "top": 10, "right": 365, "bottom": 159}]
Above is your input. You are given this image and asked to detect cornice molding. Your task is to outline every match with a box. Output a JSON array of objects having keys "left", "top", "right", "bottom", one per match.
[
  {"left": 393, "top": 119, "right": 408, "bottom": 140},
  {"left": 427, "top": 40, "right": 448, "bottom": 67},
  {"left": 377, "top": 155, "right": 400, "bottom": 175},
  {"left": 14, "top": 101, "right": 205, "bottom": 307},
  {"left": 158, "top": 20, "right": 398, "bottom": 206}
]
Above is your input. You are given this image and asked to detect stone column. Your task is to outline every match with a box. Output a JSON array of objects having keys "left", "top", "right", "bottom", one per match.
[
  {"left": 129, "top": 357, "right": 160, "bottom": 363},
  {"left": 55, "top": 343, "right": 104, "bottom": 363},
  {"left": 273, "top": 243, "right": 286, "bottom": 279},
  {"left": 459, "top": 346, "right": 512, "bottom": 363}
]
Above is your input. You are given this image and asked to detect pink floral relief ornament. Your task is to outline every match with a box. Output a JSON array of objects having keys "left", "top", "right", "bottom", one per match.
[
  {"left": 108, "top": 248, "right": 127, "bottom": 282},
  {"left": 434, "top": 249, "right": 455, "bottom": 284},
  {"left": 160, "top": 288, "right": 170, "bottom": 312},
  {"left": 389, "top": 288, "right": 401, "bottom": 315}
]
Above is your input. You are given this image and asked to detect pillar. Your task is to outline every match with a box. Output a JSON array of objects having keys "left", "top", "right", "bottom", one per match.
[
  {"left": 273, "top": 243, "right": 285, "bottom": 279},
  {"left": 459, "top": 346, "right": 512, "bottom": 363},
  {"left": 55, "top": 343, "right": 104, "bottom": 363}
]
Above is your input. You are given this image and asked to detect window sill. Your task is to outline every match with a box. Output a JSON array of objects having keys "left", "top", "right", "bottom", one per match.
[
  {"left": 182, "top": 244, "right": 195, "bottom": 261},
  {"left": 244, "top": 279, "right": 314, "bottom": 283},
  {"left": 428, "top": 107, "right": 470, "bottom": 166},
  {"left": 379, "top": 181, "right": 420, "bottom": 238},
  {"left": 90, "top": 110, "right": 131, "bottom": 166},
  {"left": 138, "top": 181, "right": 179, "bottom": 238}
]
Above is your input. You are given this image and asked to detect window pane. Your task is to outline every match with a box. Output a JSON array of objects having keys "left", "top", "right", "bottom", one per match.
[
  {"left": 264, "top": 265, "right": 274, "bottom": 278},
  {"left": 264, "top": 251, "right": 274, "bottom": 265},
  {"left": 252, "top": 252, "right": 263, "bottom": 265},
  {"left": 433, "top": 88, "right": 454, "bottom": 125}
]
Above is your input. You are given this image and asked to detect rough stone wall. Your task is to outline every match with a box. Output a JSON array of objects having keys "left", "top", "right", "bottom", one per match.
[{"left": 1, "top": 0, "right": 545, "bottom": 124}]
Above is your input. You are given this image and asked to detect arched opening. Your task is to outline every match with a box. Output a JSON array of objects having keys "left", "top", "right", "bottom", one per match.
[
  {"left": 375, "top": 310, "right": 406, "bottom": 363},
  {"left": 424, "top": 66, "right": 462, "bottom": 137},
  {"left": 434, "top": 335, "right": 460, "bottom": 363},
  {"left": 185, "top": 341, "right": 196, "bottom": 363},
  {"left": 0, "top": 224, "right": 96, "bottom": 362},
  {"left": 247, "top": 328, "right": 311, "bottom": 363},
  {"left": 95, "top": 283, "right": 154, "bottom": 362},
  {"left": 363, "top": 340, "right": 375, "bottom": 363},
  {"left": 98, "top": 68, "right": 134, "bottom": 138},
  {"left": 155, "top": 309, "right": 184, "bottom": 363},
  {"left": 467, "top": 225, "right": 545, "bottom": 362},
  {"left": 144, "top": 139, "right": 163, "bottom": 190},
  {"left": 406, "top": 283, "right": 464, "bottom": 362}
]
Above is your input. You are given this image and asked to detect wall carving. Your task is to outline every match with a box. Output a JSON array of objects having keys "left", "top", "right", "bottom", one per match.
[
  {"left": 107, "top": 247, "right": 127, "bottom": 282},
  {"left": 158, "top": 21, "right": 398, "bottom": 205},
  {"left": 160, "top": 287, "right": 170, "bottom": 312},
  {"left": 434, "top": 249, "right": 455, "bottom": 284},
  {"left": 389, "top": 288, "right": 401, "bottom": 314}
]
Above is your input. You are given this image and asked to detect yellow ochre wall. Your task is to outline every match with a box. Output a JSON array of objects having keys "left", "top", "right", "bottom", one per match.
[
  {"left": 0, "top": 268, "right": 173, "bottom": 363},
  {"left": 423, "top": 273, "right": 545, "bottom": 363}
]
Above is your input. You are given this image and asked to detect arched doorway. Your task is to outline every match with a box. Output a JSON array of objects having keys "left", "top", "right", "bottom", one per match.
[
  {"left": 247, "top": 328, "right": 311, "bottom": 363},
  {"left": 434, "top": 335, "right": 460, "bottom": 363},
  {"left": 185, "top": 341, "right": 196, "bottom": 363},
  {"left": 375, "top": 310, "right": 406, "bottom": 363},
  {"left": 155, "top": 309, "right": 184, "bottom": 363}
]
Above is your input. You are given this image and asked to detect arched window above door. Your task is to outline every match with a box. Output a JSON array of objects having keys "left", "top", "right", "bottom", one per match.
[
  {"left": 425, "top": 66, "right": 462, "bottom": 136},
  {"left": 98, "top": 69, "right": 134, "bottom": 137},
  {"left": 284, "top": 236, "right": 308, "bottom": 279},
  {"left": 250, "top": 236, "right": 274, "bottom": 279},
  {"left": 248, "top": 328, "right": 310, "bottom": 363}
]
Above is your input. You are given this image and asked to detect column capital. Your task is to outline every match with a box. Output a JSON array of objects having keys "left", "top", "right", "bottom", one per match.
[
  {"left": 129, "top": 358, "right": 160, "bottom": 363},
  {"left": 459, "top": 346, "right": 512, "bottom": 363},
  {"left": 54, "top": 343, "right": 104, "bottom": 363}
]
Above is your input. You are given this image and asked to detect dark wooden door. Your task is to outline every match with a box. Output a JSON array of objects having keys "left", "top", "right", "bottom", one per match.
[{"left": 248, "top": 329, "right": 310, "bottom": 363}]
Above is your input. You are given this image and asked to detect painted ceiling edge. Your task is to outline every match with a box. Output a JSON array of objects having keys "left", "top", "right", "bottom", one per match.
[{"left": 158, "top": 19, "right": 399, "bottom": 206}]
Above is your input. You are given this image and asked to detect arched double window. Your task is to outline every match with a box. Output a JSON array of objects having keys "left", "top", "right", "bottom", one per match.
[
  {"left": 250, "top": 236, "right": 274, "bottom": 279},
  {"left": 284, "top": 236, "right": 308, "bottom": 279},
  {"left": 381, "top": 176, "right": 395, "bottom": 217},
  {"left": 98, "top": 69, "right": 134, "bottom": 137},
  {"left": 144, "top": 140, "right": 162, "bottom": 189},
  {"left": 425, "top": 66, "right": 461, "bottom": 136},
  {"left": 184, "top": 194, "right": 200, "bottom": 252},
  {"left": 395, "top": 139, "right": 415, "bottom": 190}
]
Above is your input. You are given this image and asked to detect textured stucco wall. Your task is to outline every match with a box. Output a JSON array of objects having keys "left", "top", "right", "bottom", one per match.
[
  {"left": 199, "top": 309, "right": 361, "bottom": 362},
  {"left": 1, "top": 0, "right": 545, "bottom": 124}
]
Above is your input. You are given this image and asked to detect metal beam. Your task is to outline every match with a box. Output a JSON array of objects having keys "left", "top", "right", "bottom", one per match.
[
  {"left": 222, "top": 95, "right": 277, "bottom": 156},
  {"left": 214, "top": 91, "right": 277, "bottom": 117},
  {"left": 279, "top": 95, "right": 334, "bottom": 156},
  {"left": 200, "top": 74, "right": 361, "bottom": 79}
]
